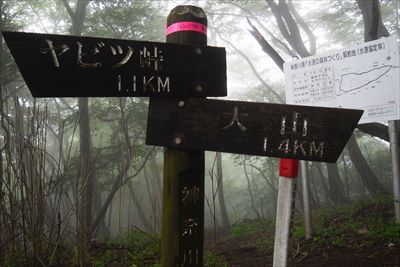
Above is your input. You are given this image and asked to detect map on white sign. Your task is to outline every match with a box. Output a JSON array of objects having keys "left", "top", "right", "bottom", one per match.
[{"left": 284, "top": 36, "right": 399, "bottom": 124}]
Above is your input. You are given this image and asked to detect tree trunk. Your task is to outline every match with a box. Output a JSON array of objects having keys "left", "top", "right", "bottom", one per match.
[
  {"left": 248, "top": 0, "right": 393, "bottom": 204},
  {"left": 143, "top": 164, "right": 159, "bottom": 232},
  {"left": 308, "top": 165, "right": 320, "bottom": 208},
  {"left": 62, "top": 0, "right": 92, "bottom": 262},
  {"left": 356, "top": 0, "right": 390, "bottom": 42},
  {"left": 148, "top": 150, "right": 162, "bottom": 231},
  {"left": 315, "top": 164, "right": 333, "bottom": 206},
  {"left": 0, "top": 0, "right": 5, "bottom": 253},
  {"left": 77, "top": 97, "right": 95, "bottom": 246},
  {"left": 216, "top": 153, "right": 230, "bottom": 228},
  {"left": 90, "top": 147, "right": 150, "bottom": 234},
  {"left": 243, "top": 160, "right": 261, "bottom": 219},
  {"left": 356, "top": 0, "right": 400, "bottom": 156},
  {"left": 326, "top": 163, "right": 349, "bottom": 205},
  {"left": 346, "top": 135, "right": 386, "bottom": 196},
  {"left": 127, "top": 182, "right": 154, "bottom": 232},
  {"left": 357, "top": 1, "right": 400, "bottom": 215},
  {"left": 90, "top": 158, "right": 125, "bottom": 234},
  {"left": 149, "top": 150, "right": 163, "bottom": 207},
  {"left": 296, "top": 173, "right": 304, "bottom": 212},
  {"left": 342, "top": 154, "right": 350, "bottom": 199}
]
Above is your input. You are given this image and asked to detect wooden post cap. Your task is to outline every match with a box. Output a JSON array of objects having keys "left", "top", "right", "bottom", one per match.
[{"left": 166, "top": 5, "right": 207, "bottom": 45}]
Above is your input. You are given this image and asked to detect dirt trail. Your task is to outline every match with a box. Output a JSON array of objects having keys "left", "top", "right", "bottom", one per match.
[
  {"left": 205, "top": 217, "right": 400, "bottom": 267},
  {"left": 207, "top": 236, "right": 271, "bottom": 267}
]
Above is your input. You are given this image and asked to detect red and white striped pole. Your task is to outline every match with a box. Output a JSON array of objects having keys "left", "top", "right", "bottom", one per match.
[{"left": 273, "top": 158, "right": 299, "bottom": 267}]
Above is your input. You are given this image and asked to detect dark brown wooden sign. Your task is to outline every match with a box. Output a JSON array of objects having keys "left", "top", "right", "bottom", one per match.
[
  {"left": 2, "top": 31, "right": 227, "bottom": 97},
  {"left": 146, "top": 98, "right": 363, "bottom": 163}
]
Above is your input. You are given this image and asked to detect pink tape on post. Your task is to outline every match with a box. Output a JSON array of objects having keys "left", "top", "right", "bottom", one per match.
[{"left": 166, "top": 21, "right": 207, "bottom": 36}]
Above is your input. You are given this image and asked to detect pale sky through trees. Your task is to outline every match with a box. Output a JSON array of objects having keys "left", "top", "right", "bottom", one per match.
[{"left": 20, "top": 0, "right": 399, "bottom": 98}]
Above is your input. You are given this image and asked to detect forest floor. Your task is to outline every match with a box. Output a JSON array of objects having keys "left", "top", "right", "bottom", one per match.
[
  {"left": 204, "top": 196, "right": 400, "bottom": 267},
  {"left": 69, "top": 196, "right": 400, "bottom": 266}
]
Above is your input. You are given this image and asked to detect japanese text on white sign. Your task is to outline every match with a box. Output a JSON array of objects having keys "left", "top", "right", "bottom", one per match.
[{"left": 284, "top": 36, "right": 399, "bottom": 124}]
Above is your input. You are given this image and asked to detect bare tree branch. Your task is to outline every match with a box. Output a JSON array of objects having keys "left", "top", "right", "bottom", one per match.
[
  {"left": 242, "top": 158, "right": 261, "bottom": 219},
  {"left": 212, "top": 26, "right": 284, "bottom": 103},
  {"left": 89, "top": 148, "right": 153, "bottom": 235},
  {"left": 247, "top": 18, "right": 285, "bottom": 71},
  {"left": 249, "top": 163, "right": 277, "bottom": 193},
  {"left": 266, "top": 0, "right": 310, "bottom": 57},
  {"left": 226, "top": 1, "right": 296, "bottom": 57},
  {"left": 27, "top": 2, "right": 49, "bottom": 33},
  {"left": 287, "top": 1, "right": 316, "bottom": 55},
  {"left": 61, "top": 0, "right": 75, "bottom": 20},
  {"left": 99, "top": 16, "right": 120, "bottom": 38}
]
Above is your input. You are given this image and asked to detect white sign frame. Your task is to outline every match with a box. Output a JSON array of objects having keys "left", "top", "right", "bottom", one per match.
[{"left": 284, "top": 36, "right": 399, "bottom": 124}]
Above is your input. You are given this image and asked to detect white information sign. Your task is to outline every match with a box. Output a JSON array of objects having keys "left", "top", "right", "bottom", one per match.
[{"left": 284, "top": 36, "right": 399, "bottom": 124}]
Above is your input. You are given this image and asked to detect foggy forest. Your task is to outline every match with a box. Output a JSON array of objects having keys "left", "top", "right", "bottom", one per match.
[{"left": 0, "top": 0, "right": 399, "bottom": 266}]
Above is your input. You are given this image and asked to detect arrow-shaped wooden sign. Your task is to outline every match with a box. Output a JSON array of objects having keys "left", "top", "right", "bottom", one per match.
[
  {"left": 146, "top": 98, "right": 363, "bottom": 163},
  {"left": 2, "top": 31, "right": 227, "bottom": 98}
]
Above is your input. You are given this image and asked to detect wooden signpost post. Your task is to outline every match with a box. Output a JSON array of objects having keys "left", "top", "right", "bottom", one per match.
[
  {"left": 145, "top": 92, "right": 362, "bottom": 266},
  {"left": 146, "top": 98, "right": 361, "bottom": 266},
  {"left": 160, "top": 6, "right": 207, "bottom": 267},
  {"left": 3, "top": 5, "right": 364, "bottom": 267}
]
